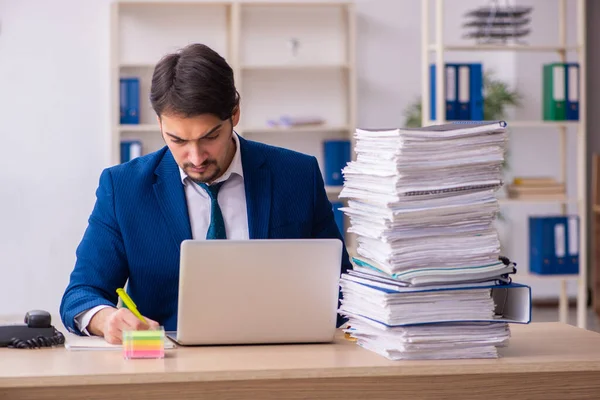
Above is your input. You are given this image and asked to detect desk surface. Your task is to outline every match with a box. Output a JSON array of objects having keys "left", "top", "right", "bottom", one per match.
[{"left": 2, "top": 322, "right": 600, "bottom": 400}]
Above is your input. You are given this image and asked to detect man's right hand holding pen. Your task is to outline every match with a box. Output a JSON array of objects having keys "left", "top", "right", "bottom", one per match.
[
  {"left": 88, "top": 307, "right": 159, "bottom": 344},
  {"left": 89, "top": 288, "right": 159, "bottom": 344}
]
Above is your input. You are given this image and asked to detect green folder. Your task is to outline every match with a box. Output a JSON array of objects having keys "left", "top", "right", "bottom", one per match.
[{"left": 543, "top": 63, "right": 566, "bottom": 121}]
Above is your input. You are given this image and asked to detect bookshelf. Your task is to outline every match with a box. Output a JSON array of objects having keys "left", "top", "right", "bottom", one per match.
[
  {"left": 110, "top": 0, "right": 356, "bottom": 251},
  {"left": 421, "top": 0, "right": 587, "bottom": 328},
  {"left": 429, "top": 44, "right": 582, "bottom": 52}
]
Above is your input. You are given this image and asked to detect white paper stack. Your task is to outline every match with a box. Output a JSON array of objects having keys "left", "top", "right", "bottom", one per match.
[
  {"left": 337, "top": 121, "right": 525, "bottom": 360},
  {"left": 345, "top": 316, "right": 511, "bottom": 360}
]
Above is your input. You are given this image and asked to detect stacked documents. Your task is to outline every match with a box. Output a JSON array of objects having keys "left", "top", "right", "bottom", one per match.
[{"left": 338, "top": 121, "right": 530, "bottom": 360}]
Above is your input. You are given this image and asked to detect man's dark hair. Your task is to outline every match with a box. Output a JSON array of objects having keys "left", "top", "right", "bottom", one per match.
[{"left": 150, "top": 43, "right": 239, "bottom": 120}]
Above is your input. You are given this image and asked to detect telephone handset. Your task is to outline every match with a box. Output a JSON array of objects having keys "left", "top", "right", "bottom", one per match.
[{"left": 0, "top": 310, "right": 65, "bottom": 349}]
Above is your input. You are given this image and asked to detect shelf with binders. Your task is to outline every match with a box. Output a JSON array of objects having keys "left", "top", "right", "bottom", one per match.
[
  {"left": 428, "top": 44, "right": 582, "bottom": 53},
  {"left": 426, "top": 62, "right": 581, "bottom": 124},
  {"left": 236, "top": 1, "right": 355, "bottom": 199},
  {"left": 110, "top": 0, "right": 357, "bottom": 253},
  {"left": 542, "top": 62, "right": 581, "bottom": 122},
  {"left": 238, "top": 70, "right": 352, "bottom": 205},
  {"left": 111, "top": 0, "right": 232, "bottom": 165},
  {"left": 117, "top": 68, "right": 156, "bottom": 163},
  {"left": 118, "top": 66, "right": 156, "bottom": 126},
  {"left": 428, "top": 62, "right": 484, "bottom": 122},
  {"left": 421, "top": 0, "right": 587, "bottom": 329}
]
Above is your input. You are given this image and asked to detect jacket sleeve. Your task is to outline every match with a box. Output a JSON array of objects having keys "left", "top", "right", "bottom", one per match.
[
  {"left": 59, "top": 168, "right": 129, "bottom": 335},
  {"left": 309, "top": 157, "right": 352, "bottom": 328}
]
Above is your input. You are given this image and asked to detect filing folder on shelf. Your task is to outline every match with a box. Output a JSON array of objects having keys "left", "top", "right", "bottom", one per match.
[
  {"left": 431, "top": 63, "right": 483, "bottom": 121},
  {"left": 119, "top": 79, "right": 127, "bottom": 124},
  {"left": 430, "top": 64, "right": 457, "bottom": 121},
  {"left": 529, "top": 215, "right": 579, "bottom": 275},
  {"left": 543, "top": 63, "right": 566, "bottom": 121},
  {"left": 458, "top": 65, "right": 471, "bottom": 120},
  {"left": 120, "top": 140, "right": 142, "bottom": 164},
  {"left": 120, "top": 77, "right": 140, "bottom": 124},
  {"left": 467, "top": 63, "right": 483, "bottom": 120},
  {"left": 323, "top": 140, "right": 351, "bottom": 186},
  {"left": 565, "top": 63, "right": 580, "bottom": 121}
]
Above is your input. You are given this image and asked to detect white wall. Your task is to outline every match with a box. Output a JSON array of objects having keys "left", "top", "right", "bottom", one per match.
[
  {"left": 0, "top": 0, "right": 112, "bottom": 316},
  {"left": 0, "top": 0, "right": 576, "bottom": 317}
]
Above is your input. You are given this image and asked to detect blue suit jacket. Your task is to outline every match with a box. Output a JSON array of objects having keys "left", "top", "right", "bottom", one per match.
[{"left": 60, "top": 135, "right": 351, "bottom": 334}]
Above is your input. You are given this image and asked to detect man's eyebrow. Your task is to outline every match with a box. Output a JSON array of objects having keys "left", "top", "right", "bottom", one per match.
[
  {"left": 164, "top": 131, "right": 184, "bottom": 141},
  {"left": 164, "top": 123, "right": 223, "bottom": 142}
]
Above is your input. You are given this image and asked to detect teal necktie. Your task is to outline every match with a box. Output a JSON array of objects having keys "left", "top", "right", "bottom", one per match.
[{"left": 196, "top": 181, "right": 226, "bottom": 239}]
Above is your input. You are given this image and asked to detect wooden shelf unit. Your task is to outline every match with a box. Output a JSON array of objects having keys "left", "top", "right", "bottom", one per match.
[
  {"left": 421, "top": 0, "right": 588, "bottom": 328},
  {"left": 110, "top": 0, "right": 357, "bottom": 248}
]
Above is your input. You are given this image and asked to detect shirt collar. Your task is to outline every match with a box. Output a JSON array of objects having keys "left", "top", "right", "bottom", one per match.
[{"left": 178, "top": 132, "right": 243, "bottom": 185}]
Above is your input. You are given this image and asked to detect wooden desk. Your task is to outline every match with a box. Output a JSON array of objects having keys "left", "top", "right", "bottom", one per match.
[{"left": 1, "top": 322, "right": 600, "bottom": 400}]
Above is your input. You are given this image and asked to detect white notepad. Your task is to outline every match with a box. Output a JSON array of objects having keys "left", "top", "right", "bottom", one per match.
[{"left": 64, "top": 334, "right": 175, "bottom": 351}]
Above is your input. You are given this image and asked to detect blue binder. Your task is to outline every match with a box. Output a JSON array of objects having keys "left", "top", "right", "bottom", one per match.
[
  {"left": 529, "top": 216, "right": 579, "bottom": 275},
  {"left": 323, "top": 140, "right": 351, "bottom": 186},
  {"left": 120, "top": 78, "right": 140, "bottom": 124},
  {"left": 430, "top": 64, "right": 458, "bottom": 121},
  {"left": 565, "top": 63, "right": 580, "bottom": 120},
  {"left": 457, "top": 64, "right": 471, "bottom": 120},
  {"left": 120, "top": 140, "right": 142, "bottom": 164},
  {"left": 456, "top": 63, "right": 483, "bottom": 120},
  {"left": 340, "top": 278, "right": 532, "bottom": 326},
  {"left": 432, "top": 63, "right": 483, "bottom": 121},
  {"left": 468, "top": 63, "right": 484, "bottom": 120},
  {"left": 119, "top": 79, "right": 128, "bottom": 124},
  {"left": 331, "top": 202, "right": 345, "bottom": 236}
]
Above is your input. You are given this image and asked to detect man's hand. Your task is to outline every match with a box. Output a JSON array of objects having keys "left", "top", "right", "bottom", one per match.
[{"left": 88, "top": 307, "right": 160, "bottom": 344}]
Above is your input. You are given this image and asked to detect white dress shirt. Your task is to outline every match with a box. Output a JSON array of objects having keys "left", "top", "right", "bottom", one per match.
[
  {"left": 74, "top": 133, "right": 248, "bottom": 334},
  {"left": 181, "top": 133, "right": 249, "bottom": 240}
]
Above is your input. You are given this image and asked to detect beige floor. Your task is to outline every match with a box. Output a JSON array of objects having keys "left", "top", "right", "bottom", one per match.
[{"left": 532, "top": 306, "right": 600, "bottom": 332}]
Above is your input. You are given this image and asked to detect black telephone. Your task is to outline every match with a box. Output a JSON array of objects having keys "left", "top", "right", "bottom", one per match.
[{"left": 0, "top": 310, "right": 65, "bottom": 349}]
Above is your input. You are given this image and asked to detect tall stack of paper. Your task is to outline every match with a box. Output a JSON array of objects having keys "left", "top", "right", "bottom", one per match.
[{"left": 338, "top": 121, "right": 531, "bottom": 360}]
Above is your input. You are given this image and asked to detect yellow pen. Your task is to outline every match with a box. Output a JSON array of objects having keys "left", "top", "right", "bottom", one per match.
[{"left": 116, "top": 288, "right": 148, "bottom": 325}]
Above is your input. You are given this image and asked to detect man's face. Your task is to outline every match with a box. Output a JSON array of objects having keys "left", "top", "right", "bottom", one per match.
[{"left": 159, "top": 108, "right": 240, "bottom": 184}]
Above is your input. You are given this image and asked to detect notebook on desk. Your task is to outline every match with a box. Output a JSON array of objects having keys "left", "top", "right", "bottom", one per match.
[{"left": 65, "top": 334, "right": 175, "bottom": 351}]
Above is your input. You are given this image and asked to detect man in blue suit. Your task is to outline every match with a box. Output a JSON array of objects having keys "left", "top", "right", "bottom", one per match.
[{"left": 60, "top": 43, "right": 351, "bottom": 343}]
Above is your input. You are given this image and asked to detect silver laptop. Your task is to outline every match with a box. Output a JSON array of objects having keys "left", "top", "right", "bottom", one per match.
[{"left": 168, "top": 239, "right": 343, "bottom": 345}]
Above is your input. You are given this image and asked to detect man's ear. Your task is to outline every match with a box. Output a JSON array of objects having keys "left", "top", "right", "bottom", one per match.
[
  {"left": 231, "top": 105, "right": 241, "bottom": 127},
  {"left": 157, "top": 116, "right": 166, "bottom": 143}
]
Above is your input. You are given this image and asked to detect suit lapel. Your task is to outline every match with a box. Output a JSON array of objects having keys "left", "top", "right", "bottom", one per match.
[
  {"left": 153, "top": 150, "right": 192, "bottom": 248},
  {"left": 239, "top": 135, "right": 271, "bottom": 239}
]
